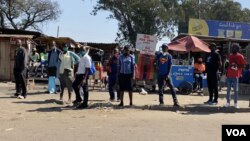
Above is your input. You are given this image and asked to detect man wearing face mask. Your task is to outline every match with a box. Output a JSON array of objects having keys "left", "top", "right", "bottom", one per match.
[
  {"left": 72, "top": 47, "right": 92, "bottom": 108},
  {"left": 194, "top": 57, "right": 206, "bottom": 92},
  {"left": 225, "top": 44, "right": 246, "bottom": 108},
  {"left": 155, "top": 44, "right": 180, "bottom": 107},
  {"left": 59, "top": 43, "right": 80, "bottom": 104},
  {"left": 204, "top": 43, "right": 222, "bottom": 105},
  {"left": 47, "top": 41, "right": 62, "bottom": 94}
]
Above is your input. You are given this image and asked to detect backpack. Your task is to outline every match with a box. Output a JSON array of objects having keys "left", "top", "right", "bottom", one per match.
[{"left": 89, "top": 61, "right": 96, "bottom": 75}]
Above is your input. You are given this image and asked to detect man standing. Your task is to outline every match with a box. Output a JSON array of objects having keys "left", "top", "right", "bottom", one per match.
[
  {"left": 155, "top": 44, "right": 179, "bottom": 107},
  {"left": 225, "top": 44, "right": 246, "bottom": 108},
  {"left": 205, "top": 43, "right": 222, "bottom": 105},
  {"left": 14, "top": 39, "right": 28, "bottom": 99},
  {"left": 47, "top": 41, "right": 61, "bottom": 94},
  {"left": 72, "top": 47, "right": 92, "bottom": 109},
  {"left": 118, "top": 45, "right": 135, "bottom": 106},
  {"left": 59, "top": 43, "right": 80, "bottom": 104},
  {"left": 107, "top": 48, "right": 119, "bottom": 101}
]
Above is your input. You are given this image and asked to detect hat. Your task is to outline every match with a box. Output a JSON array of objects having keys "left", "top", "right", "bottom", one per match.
[
  {"left": 124, "top": 45, "right": 130, "bottom": 50},
  {"left": 161, "top": 44, "right": 168, "bottom": 48},
  {"left": 209, "top": 43, "right": 217, "bottom": 48}
]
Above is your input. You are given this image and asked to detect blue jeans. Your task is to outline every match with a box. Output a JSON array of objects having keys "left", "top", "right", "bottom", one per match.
[{"left": 226, "top": 78, "right": 239, "bottom": 104}]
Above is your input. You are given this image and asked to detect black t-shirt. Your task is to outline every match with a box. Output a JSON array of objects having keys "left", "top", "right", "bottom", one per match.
[
  {"left": 205, "top": 51, "right": 221, "bottom": 75},
  {"left": 14, "top": 47, "right": 28, "bottom": 70}
]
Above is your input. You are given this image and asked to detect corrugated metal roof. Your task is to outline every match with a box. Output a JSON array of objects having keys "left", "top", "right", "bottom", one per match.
[{"left": 0, "top": 34, "right": 34, "bottom": 38}]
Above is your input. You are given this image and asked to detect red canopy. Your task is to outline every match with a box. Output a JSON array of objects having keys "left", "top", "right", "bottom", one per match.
[{"left": 168, "top": 35, "right": 211, "bottom": 52}]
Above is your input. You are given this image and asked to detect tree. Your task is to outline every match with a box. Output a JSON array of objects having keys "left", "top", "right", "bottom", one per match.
[
  {"left": 92, "top": 0, "right": 250, "bottom": 46},
  {"left": 92, "top": 0, "right": 179, "bottom": 46},
  {"left": 0, "top": 0, "right": 61, "bottom": 30},
  {"left": 178, "top": 0, "right": 250, "bottom": 23}
]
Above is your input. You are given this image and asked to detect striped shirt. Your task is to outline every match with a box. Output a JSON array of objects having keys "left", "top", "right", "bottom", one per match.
[{"left": 118, "top": 54, "right": 135, "bottom": 74}]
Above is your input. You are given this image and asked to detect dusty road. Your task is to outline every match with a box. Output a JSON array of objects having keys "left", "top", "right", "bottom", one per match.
[{"left": 0, "top": 82, "right": 250, "bottom": 141}]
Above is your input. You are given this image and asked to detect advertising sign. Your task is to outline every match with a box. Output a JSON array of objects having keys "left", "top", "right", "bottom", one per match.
[
  {"left": 136, "top": 34, "right": 157, "bottom": 55},
  {"left": 188, "top": 18, "right": 250, "bottom": 39},
  {"left": 170, "top": 65, "right": 194, "bottom": 88}
]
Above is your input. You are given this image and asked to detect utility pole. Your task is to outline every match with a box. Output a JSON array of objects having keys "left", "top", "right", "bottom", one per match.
[{"left": 57, "top": 26, "right": 59, "bottom": 38}]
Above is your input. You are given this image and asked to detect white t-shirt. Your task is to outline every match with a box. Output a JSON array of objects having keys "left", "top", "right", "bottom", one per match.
[{"left": 77, "top": 54, "right": 92, "bottom": 74}]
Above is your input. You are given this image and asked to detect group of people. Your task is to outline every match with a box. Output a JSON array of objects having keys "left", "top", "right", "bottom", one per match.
[
  {"left": 191, "top": 43, "right": 246, "bottom": 108},
  {"left": 13, "top": 39, "right": 247, "bottom": 109}
]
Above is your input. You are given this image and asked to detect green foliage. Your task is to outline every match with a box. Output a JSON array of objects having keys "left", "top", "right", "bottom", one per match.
[
  {"left": 92, "top": 0, "right": 250, "bottom": 46},
  {"left": 0, "top": 0, "right": 61, "bottom": 30}
]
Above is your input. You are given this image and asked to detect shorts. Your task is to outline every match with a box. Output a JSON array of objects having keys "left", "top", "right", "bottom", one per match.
[
  {"left": 119, "top": 73, "right": 133, "bottom": 91},
  {"left": 59, "top": 69, "right": 73, "bottom": 92}
]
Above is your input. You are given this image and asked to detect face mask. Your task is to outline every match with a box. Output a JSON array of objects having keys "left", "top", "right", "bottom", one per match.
[
  {"left": 63, "top": 47, "right": 68, "bottom": 52},
  {"left": 198, "top": 61, "right": 202, "bottom": 64},
  {"left": 81, "top": 51, "right": 86, "bottom": 56}
]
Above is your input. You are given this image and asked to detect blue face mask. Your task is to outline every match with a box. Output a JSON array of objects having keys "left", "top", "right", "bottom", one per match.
[{"left": 63, "top": 47, "right": 68, "bottom": 52}]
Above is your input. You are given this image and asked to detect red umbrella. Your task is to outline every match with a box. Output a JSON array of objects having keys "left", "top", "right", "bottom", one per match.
[{"left": 168, "top": 35, "right": 210, "bottom": 52}]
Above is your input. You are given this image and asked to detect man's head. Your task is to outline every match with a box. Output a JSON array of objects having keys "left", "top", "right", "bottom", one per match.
[
  {"left": 198, "top": 57, "right": 203, "bottom": 64},
  {"left": 113, "top": 48, "right": 119, "bottom": 55},
  {"left": 17, "top": 39, "right": 22, "bottom": 47},
  {"left": 209, "top": 43, "right": 217, "bottom": 52},
  {"left": 232, "top": 43, "right": 240, "bottom": 54},
  {"left": 161, "top": 44, "right": 168, "bottom": 53},
  {"left": 123, "top": 45, "right": 130, "bottom": 55},
  {"left": 32, "top": 48, "right": 37, "bottom": 53},
  {"left": 63, "top": 43, "right": 69, "bottom": 52},
  {"left": 52, "top": 41, "right": 56, "bottom": 47}
]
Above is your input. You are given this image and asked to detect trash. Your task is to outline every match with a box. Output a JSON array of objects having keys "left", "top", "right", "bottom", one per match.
[
  {"left": 139, "top": 88, "right": 148, "bottom": 95},
  {"left": 5, "top": 128, "right": 14, "bottom": 131}
]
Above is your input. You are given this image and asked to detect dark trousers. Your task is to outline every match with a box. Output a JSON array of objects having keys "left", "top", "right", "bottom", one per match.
[
  {"left": 14, "top": 68, "right": 27, "bottom": 96},
  {"left": 207, "top": 73, "right": 219, "bottom": 102},
  {"left": 157, "top": 75, "right": 177, "bottom": 104},
  {"left": 194, "top": 73, "right": 203, "bottom": 89},
  {"left": 108, "top": 74, "right": 117, "bottom": 100},
  {"left": 72, "top": 74, "right": 89, "bottom": 104}
]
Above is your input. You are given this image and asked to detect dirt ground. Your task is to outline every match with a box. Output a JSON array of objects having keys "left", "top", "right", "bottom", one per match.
[{"left": 0, "top": 82, "right": 250, "bottom": 141}]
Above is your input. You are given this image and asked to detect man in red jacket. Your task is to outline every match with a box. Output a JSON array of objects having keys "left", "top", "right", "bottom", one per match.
[{"left": 225, "top": 44, "right": 246, "bottom": 108}]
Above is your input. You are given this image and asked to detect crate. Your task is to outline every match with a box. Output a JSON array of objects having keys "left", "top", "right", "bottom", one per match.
[
  {"left": 26, "top": 78, "right": 35, "bottom": 90},
  {"left": 238, "top": 83, "right": 250, "bottom": 95}
]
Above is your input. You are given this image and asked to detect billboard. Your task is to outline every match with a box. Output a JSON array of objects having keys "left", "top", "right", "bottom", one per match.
[
  {"left": 188, "top": 18, "right": 250, "bottom": 39},
  {"left": 136, "top": 34, "right": 157, "bottom": 55}
]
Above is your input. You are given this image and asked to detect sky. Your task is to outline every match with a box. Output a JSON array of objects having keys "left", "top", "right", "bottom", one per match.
[{"left": 42, "top": 0, "right": 250, "bottom": 48}]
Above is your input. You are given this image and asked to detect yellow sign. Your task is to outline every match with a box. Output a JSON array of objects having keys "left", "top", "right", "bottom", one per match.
[{"left": 188, "top": 18, "right": 209, "bottom": 36}]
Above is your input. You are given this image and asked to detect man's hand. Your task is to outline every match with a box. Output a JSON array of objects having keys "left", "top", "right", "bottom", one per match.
[{"left": 78, "top": 79, "right": 86, "bottom": 88}]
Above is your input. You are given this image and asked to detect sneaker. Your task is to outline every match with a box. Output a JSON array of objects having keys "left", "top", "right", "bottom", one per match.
[
  {"left": 72, "top": 100, "right": 81, "bottom": 107},
  {"left": 109, "top": 98, "right": 115, "bottom": 102},
  {"left": 234, "top": 103, "right": 239, "bottom": 109},
  {"left": 76, "top": 103, "right": 88, "bottom": 109},
  {"left": 211, "top": 101, "right": 218, "bottom": 105},
  {"left": 17, "top": 95, "right": 25, "bottom": 99},
  {"left": 173, "top": 102, "right": 180, "bottom": 107},
  {"left": 204, "top": 100, "right": 212, "bottom": 104},
  {"left": 225, "top": 103, "right": 230, "bottom": 107}
]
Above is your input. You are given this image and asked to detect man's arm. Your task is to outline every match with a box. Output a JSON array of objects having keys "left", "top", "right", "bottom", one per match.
[
  {"left": 167, "top": 55, "right": 172, "bottom": 76},
  {"left": 70, "top": 51, "right": 80, "bottom": 64}
]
